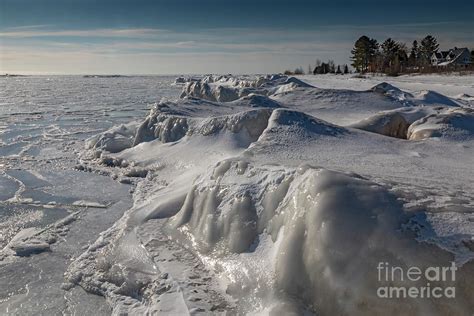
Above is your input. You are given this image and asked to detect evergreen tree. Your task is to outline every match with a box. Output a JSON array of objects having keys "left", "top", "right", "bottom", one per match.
[
  {"left": 381, "top": 38, "right": 400, "bottom": 70},
  {"left": 420, "top": 35, "right": 439, "bottom": 66},
  {"left": 336, "top": 65, "right": 342, "bottom": 74},
  {"left": 409, "top": 40, "right": 420, "bottom": 68},
  {"left": 395, "top": 43, "right": 409, "bottom": 73},
  {"left": 367, "top": 38, "right": 379, "bottom": 71},
  {"left": 322, "top": 63, "right": 330, "bottom": 74},
  {"left": 351, "top": 36, "right": 378, "bottom": 73},
  {"left": 381, "top": 38, "right": 409, "bottom": 74},
  {"left": 343, "top": 64, "right": 349, "bottom": 74}
]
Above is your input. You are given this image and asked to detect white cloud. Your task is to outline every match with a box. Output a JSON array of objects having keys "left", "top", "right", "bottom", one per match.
[{"left": 0, "top": 28, "right": 168, "bottom": 38}]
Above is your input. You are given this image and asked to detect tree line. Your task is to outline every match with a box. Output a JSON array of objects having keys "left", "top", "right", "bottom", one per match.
[
  {"left": 284, "top": 35, "right": 473, "bottom": 76},
  {"left": 350, "top": 35, "right": 473, "bottom": 75},
  {"left": 284, "top": 60, "right": 349, "bottom": 75}
]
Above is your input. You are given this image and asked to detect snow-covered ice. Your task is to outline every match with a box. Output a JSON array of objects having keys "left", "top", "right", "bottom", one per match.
[{"left": 1, "top": 74, "right": 473, "bottom": 315}]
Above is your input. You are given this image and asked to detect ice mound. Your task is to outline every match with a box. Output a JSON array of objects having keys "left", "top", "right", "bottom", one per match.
[
  {"left": 371, "top": 82, "right": 403, "bottom": 94},
  {"left": 134, "top": 112, "right": 190, "bottom": 145},
  {"left": 371, "top": 82, "right": 411, "bottom": 103},
  {"left": 271, "top": 85, "right": 422, "bottom": 126},
  {"left": 180, "top": 81, "right": 242, "bottom": 102},
  {"left": 191, "top": 109, "right": 272, "bottom": 143},
  {"left": 194, "top": 74, "right": 308, "bottom": 89},
  {"left": 408, "top": 108, "right": 474, "bottom": 140},
  {"left": 349, "top": 106, "right": 454, "bottom": 139},
  {"left": 87, "top": 107, "right": 273, "bottom": 157},
  {"left": 134, "top": 108, "right": 272, "bottom": 148},
  {"left": 230, "top": 93, "right": 282, "bottom": 108},
  {"left": 413, "top": 90, "right": 460, "bottom": 107},
  {"left": 350, "top": 111, "right": 410, "bottom": 139},
  {"left": 261, "top": 109, "right": 347, "bottom": 141},
  {"left": 86, "top": 122, "right": 138, "bottom": 153},
  {"left": 167, "top": 161, "right": 474, "bottom": 315},
  {"left": 179, "top": 74, "right": 314, "bottom": 102},
  {"left": 271, "top": 82, "right": 307, "bottom": 96},
  {"left": 173, "top": 76, "right": 198, "bottom": 85},
  {"left": 371, "top": 83, "right": 460, "bottom": 108}
]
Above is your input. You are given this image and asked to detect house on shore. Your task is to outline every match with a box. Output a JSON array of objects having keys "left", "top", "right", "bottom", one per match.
[{"left": 431, "top": 47, "right": 472, "bottom": 67}]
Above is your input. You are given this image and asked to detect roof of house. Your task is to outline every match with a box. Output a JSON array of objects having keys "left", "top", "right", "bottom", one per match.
[
  {"left": 434, "top": 47, "right": 471, "bottom": 65},
  {"left": 433, "top": 51, "right": 449, "bottom": 59},
  {"left": 450, "top": 47, "right": 469, "bottom": 56}
]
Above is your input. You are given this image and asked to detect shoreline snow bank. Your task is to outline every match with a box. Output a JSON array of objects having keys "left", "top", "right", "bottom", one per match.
[{"left": 66, "top": 74, "right": 474, "bottom": 315}]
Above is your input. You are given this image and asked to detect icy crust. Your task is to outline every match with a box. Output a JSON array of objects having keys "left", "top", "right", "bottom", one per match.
[
  {"left": 179, "top": 74, "right": 313, "bottom": 102},
  {"left": 166, "top": 161, "right": 473, "bottom": 315},
  {"left": 408, "top": 108, "right": 474, "bottom": 140}
]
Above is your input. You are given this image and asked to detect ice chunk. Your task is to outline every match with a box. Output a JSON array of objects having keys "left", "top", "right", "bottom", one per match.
[
  {"left": 5, "top": 228, "right": 50, "bottom": 256},
  {"left": 408, "top": 108, "right": 474, "bottom": 140},
  {"left": 86, "top": 122, "right": 138, "bottom": 153},
  {"left": 350, "top": 111, "right": 410, "bottom": 138}
]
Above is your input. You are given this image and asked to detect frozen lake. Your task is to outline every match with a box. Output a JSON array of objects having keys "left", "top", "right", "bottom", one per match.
[{"left": 0, "top": 75, "right": 180, "bottom": 314}]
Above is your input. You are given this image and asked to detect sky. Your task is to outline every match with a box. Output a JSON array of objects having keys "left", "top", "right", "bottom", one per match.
[{"left": 0, "top": 0, "right": 473, "bottom": 75}]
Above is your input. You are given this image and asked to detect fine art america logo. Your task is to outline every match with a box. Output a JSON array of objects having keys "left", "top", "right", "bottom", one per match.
[{"left": 377, "top": 262, "right": 457, "bottom": 299}]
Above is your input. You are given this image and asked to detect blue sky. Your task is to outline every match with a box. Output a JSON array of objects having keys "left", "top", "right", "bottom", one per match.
[{"left": 1, "top": 0, "right": 473, "bottom": 74}]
